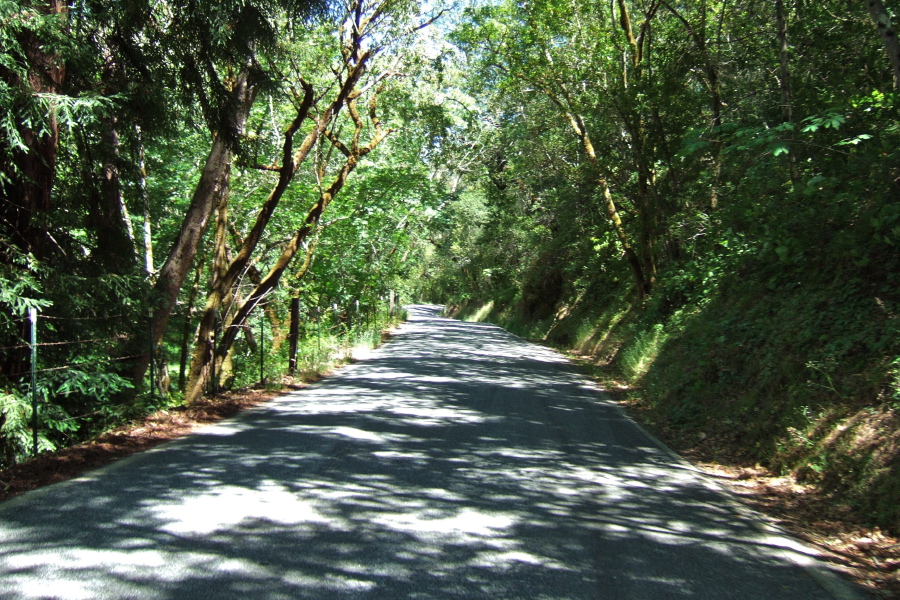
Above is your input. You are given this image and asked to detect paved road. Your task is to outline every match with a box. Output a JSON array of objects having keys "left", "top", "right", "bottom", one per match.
[{"left": 0, "top": 305, "right": 869, "bottom": 599}]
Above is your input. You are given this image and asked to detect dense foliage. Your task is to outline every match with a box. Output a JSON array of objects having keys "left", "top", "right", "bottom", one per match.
[
  {"left": 1, "top": 0, "right": 898, "bottom": 532},
  {"left": 0, "top": 0, "right": 446, "bottom": 464},
  {"left": 416, "top": 0, "right": 900, "bottom": 530}
]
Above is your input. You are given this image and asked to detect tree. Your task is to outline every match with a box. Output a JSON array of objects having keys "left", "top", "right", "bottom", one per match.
[
  {"left": 181, "top": 0, "right": 440, "bottom": 403},
  {"left": 0, "top": 0, "right": 68, "bottom": 263},
  {"left": 124, "top": 0, "right": 330, "bottom": 386},
  {"left": 452, "top": 1, "right": 668, "bottom": 298},
  {"left": 863, "top": 0, "right": 900, "bottom": 89}
]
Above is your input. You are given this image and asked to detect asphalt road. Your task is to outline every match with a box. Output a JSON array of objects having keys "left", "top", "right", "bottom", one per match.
[{"left": 0, "top": 305, "right": 871, "bottom": 599}]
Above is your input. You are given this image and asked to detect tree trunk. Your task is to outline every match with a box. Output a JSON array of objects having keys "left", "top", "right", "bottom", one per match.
[
  {"left": 864, "top": 0, "right": 900, "bottom": 89},
  {"left": 776, "top": 0, "right": 800, "bottom": 186},
  {"left": 193, "top": 59, "right": 368, "bottom": 342},
  {"left": 218, "top": 344, "right": 236, "bottom": 391},
  {"left": 91, "top": 118, "right": 140, "bottom": 272},
  {"left": 285, "top": 231, "right": 322, "bottom": 374},
  {"left": 288, "top": 293, "right": 300, "bottom": 375},
  {"left": 211, "top": 188, "right": 231, "bottom": 291},
  {"left": 185, "top": 155, "right": 357, "bottom": 404},
  {"left": 183, "top": 89, "right": 394, "bottom": 404},
  {"left": 183, "top": 20, "right": 385, "bottom": 404},
  {"left": 135, "top": 125, "right": 155, "bottom": 279},
  {"left": 526, "top": 71, "right": 650, "bottom": 298},
  {"left": 132, "top": 69, "right": 258, "bottom": 387},
  {"left": 0, "top": 0, "right": 67, "bottom": 262},
  {"left": 660, "top": 1, "right": 724, "bottom": 210},
  {"left": 563, "top": 110, "right": 649, "bottom": 298},
  {"left": 178, "top": 255, "right": 206, "bottom": 390},
  {"left": 181, "top": 82, "right": 321, "bottom": 403},
  {"left": 617, "top": 105, "right": 660, "bottom": 285},
  {"left": 0, "top": 1, "right": 67, "bottom": 382},
  {"left": 600, "top": 178, "right": 650, "bottom": 297}
]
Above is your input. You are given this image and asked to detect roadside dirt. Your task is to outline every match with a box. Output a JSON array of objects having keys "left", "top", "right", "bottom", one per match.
[
  {"left": 2, "top": 339, "right": 895, "bottom": 598},
  {"left": 612, "top": 389, "right": 900, "bottom": 599},
  {"left": 0, "top": 388, "right": 281, "bottom": 504},
  {"left": 697, "top": 459, "right": 899, "bottom": 599},
  {"left": 0, "top": 328, "right": 399, "bottom": 505}
]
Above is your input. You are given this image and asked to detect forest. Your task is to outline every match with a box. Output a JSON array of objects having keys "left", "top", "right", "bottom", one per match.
[{"left": 1, "top": 0, "right": 899, "bottom": 539}]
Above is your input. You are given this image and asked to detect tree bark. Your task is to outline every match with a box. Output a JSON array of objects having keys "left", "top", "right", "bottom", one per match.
[
  {"left": 184, "top": 156, "right": 353, "bottom": 404},
  {"left": 178, "top": 256, "right": 206, "bottom": 390},
  {"left": 613, "top": 1, "right": 662, "bottom": 283},
  {"left": 288, "top": 293, "right": 301, "bottom": 375},
  {"left": 0, "top": 0, "right": 67, "bottom": 262},
  {"left": 776, "top": 0, "right": 800, "bottom": 185},
  {"left": 660, "top": 0, "right": 724, "bottom": 210},
  {"left": 135, "top": 125, "right": 155, "bottom": 278},
  {"left": 0, "top": 1, "right": 68, "bottom": 383},
  {"left": 600, "top": 178, "right": 650, "bottom": 297},
  {"left": 564, "top": 110, "right": 649, "bottom": 298},
  {"left": 89, "top": 118, "right": 140, "bottom": 273},
  {"left": 132, "top": 69, "right": 258, "bottom": 386},
  {"left": 286, "top": 226, "right": 322, "bottom": 374},
  {"left": 864, "top": 0, "right": 900, "bottom": 89},
  {"left": 183, "top": 86, "right": 394, "bottom": 404},
  {"left": 501, "top": 60, "right": 649, "bottom": 298},
  {"left": 181, "top": 82, "right": 320, "bottom": 402},
  {"left": 183, "top": 2, "right": 397, "bottom": 403},
  {"left": 182, "top": 66, "right": 366, "bottom": 402}
]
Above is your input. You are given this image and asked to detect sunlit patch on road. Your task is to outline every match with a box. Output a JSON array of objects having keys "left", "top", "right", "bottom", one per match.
[
  {"left": 0, "top": 305, "right": 866, "bottom": 599},
  {"left": 150, "top": 481, "right": 333, "bottom": 536}
]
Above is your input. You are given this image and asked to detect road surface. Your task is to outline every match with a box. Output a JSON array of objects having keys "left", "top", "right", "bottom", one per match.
[{"left": 0, "top": 305, "right": 869, "bottom": 599}]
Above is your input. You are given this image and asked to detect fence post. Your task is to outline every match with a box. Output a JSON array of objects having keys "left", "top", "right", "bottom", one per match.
[
  {"left": 316, "top": 306, "right": 321, "bottom": 359},
  {"left": 148, "top": 308, "right": 155, "bottom": 403},
  {"left": 211, "top": 311, "right": 219, "bottom": 396},
  {"left": 259, "top": 310, "right": 265, "bottom": 386},
  {"left": 29, "top": 307, "right": 38, "bottom": 457},
  {"left": 288, "top": 294, "right": 299, "bottom": 375}
]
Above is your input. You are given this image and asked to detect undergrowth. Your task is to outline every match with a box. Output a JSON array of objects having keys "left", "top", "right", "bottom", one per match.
[
  {"left": 0, "top": 309, "right": 406, "bottom": 471},
  {"left": 453, "top": 249, "right": 900, "bottom": 532}
]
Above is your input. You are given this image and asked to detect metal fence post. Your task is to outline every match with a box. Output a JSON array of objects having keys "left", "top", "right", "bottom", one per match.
[
  {"left": 316, "top": 306, "right": 321, "bottom": 359},
  {"left": 333, "top": 302, "right": 339, "bottom": 335},
  {"left": 259, "top": 310, "right": 265, "bottom": 386},
  {"left": 29, "top": 307, "right": 38, "bottom": 457},
  {"left": 211, "top": 312, "right": 219, "bottom": 396},
  {"left": 148, "top": 308, "right": 155, "bottom": 403}
]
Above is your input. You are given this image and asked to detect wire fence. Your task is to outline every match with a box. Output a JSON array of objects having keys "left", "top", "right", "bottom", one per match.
[{"left": 4, "top": 295, "right": 402, "bottom": 459}]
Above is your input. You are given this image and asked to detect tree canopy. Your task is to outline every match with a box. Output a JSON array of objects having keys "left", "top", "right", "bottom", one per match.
[{"left": 1, "top": 0, "right": 899, "bottom": 533}]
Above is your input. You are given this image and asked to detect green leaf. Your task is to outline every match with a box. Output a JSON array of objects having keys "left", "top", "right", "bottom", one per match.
[
  {"left": 824, "top": 114, "right": 846, "bottom": 129},
  {"left": 768, "top": 142, "right": 790, "bottom": 156},
  {"left": 836, "top": 133, "right": 872, "bottom": 146}
]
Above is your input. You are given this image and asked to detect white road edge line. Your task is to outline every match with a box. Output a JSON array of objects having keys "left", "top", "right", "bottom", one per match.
[
  {"left": 580, "top": 375, "right": 870, "bottom": 600},
  {"left": 448, "top": 315, "right": 870, "bottom": 599}
]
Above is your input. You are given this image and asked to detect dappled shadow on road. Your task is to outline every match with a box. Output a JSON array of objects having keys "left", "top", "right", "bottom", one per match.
[{"left": 0, "top": 305, "right": 852, "bottom": 599}]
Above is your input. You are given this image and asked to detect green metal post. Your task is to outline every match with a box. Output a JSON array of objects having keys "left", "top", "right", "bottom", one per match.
[
  {"left": 29, "top": 307, "right": 38, "bottom": 457},
  {"left": 148, "top": 308, "right": 155, "bottom": 403},
  {"left": 333, "top": 303, "right": 339, "bottom": 336},
  {"left": 211, "top": 313, "right": 218, "bottom": 396},
  {"left": 316, "top": 306, "right": 321, "bottom": 358},
  {"left": 259, "top": 310, "right": 265, "bottom": 386}
]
